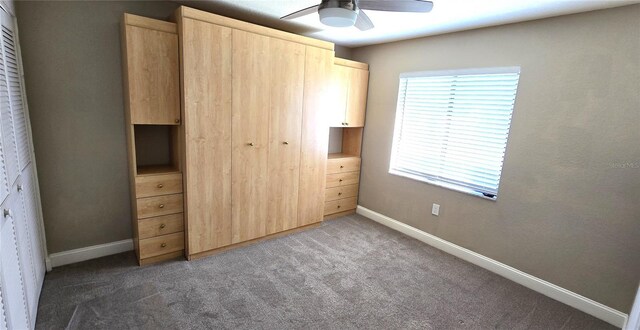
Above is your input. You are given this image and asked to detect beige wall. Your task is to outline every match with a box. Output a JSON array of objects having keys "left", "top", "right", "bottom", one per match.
[
  {"left": 15, "top": 1, "right": 179, "bottom": 253},
  {"left": 351, "top": 5, "right": 640, "bottom": 312}
]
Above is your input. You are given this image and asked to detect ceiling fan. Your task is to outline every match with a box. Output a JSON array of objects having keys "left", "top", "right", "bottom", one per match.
[{"left": 281, "top": 0, "right": 434, "bottom": 31}]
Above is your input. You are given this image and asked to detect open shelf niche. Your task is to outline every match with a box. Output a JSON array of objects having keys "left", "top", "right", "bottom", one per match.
[
  {"left": 133, "top": 124, "right": 181, "bottom": 176},
  {"left": 328, "top": 127, "right": 363, "bottom": 159}
]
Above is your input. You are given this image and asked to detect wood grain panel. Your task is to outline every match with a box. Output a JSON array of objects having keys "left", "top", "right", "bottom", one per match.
[
  {"left": 325, "top": 184, "right": 359, "bottom": 202},
  {"left": 346, "top": 68, "right": 369, "bottom": 127},
  {"left": 181, "top": 18, "right": 233, "bottom": 254},
  {"left": 326, "top": 171, "right": 360, "bottom": 188},
  {"left": 139, "top": 232, "right": 184, "bottom": 259},
  {"left": 329, "top": 64, "right": 349, "bottom": 127},
  {"left": 138, "top": 213, "right": 184, "bottom": 239},
  {"left": 266, "top": 39, "right": 305, "bottom": 235},
  {"left": 177, "top": 6, "right": 334, "bottom": 50},
  {"left": 326, "top": 156, "right": 361, "bottom": 174},
  {"left": 297, "top": 46, "right": 333, "bottom": 226},
  {"left": 324, "top": 197, "right": 357, "bottom": 215},
  {"left": 135, "top": 173, "right": 182, "bottom": 198},
  {"left": 136, "top": 193, "right": 183, "bottom": 219},
  {"left": 231, "top": 30, "right": 270, "bottom": 243},
  {"left": 125, "top": 25, "right": 180, "bottom": 125}
]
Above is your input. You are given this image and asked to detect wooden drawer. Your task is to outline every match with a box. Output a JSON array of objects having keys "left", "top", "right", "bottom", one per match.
[
  {"left": 135, "top": 173, "right": 183, "bottom": 198},
  {"left": 325, "top": 184, "right": 359, "bottom": 202},
  {"left": 327, "top": 157, "right": 361, "bottom": 174},
  {"left": 324, "top": 197, "right": 357, "bottom": 215},
  {"left": 138, "top": 213, "right": 184, "bottom": 239},
  {"left": 326, "top": 171, "right": 360, "bottom": 188},
  {"left": 137, "top": 193, "right": 183, "bottom": 219},
  {"left": 139, "top": 232, "right": 184, "bottom": 259}
]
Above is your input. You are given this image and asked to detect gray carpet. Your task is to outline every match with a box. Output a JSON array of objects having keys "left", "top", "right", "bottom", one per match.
[{"left": 36, "top": 214, "right": 616, "bottom": 329}]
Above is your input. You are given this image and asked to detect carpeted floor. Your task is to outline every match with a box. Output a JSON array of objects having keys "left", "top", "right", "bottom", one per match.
[{"left": 36, "top": 214, "right": 616, "bottom": 329}]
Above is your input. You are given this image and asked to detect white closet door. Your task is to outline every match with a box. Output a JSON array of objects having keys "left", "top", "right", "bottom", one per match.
[
  {"left": 0, "top": 12, "right": 16, "bottom": 187},
  {"left": 20, "top": 164, "right": 43, "bottom": 307},
  {"left": 11, "top": 178, "right": 37, "bottom": 323},
  {"left": 2, "top": 20, "right": 28, "bottom": 171},
  {"left": 0, "top": 196, "right": 30, "bottom": 330},
  {"left": 0, "top": 283, "right": 7, "bottom": 330}
]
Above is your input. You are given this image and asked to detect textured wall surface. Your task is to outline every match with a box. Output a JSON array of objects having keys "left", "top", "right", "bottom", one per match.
[
  {"left": 15, "top": 1, "right": 180, "bottom": 253},
  {"left": 351, "top": 5, "right": 640, "bottom": 312}
]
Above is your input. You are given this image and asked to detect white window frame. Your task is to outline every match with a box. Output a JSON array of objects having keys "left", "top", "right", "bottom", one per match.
[{"left": 389, "top": 66, "right": 521, "bottom": 200}]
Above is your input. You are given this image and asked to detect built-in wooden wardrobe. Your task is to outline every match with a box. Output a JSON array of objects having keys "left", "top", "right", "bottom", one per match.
[
  {"left": 324, "top": 58, "right": 369, "bottom": 218},
  {"left": 121, "top": 14, "right": 185, "bottom": 265},
  {"left": 176, "top": 7, "right": 333, "bottom": 259},
  {"left": 121, "top": 6, "right": 369, "bottom": 264},
  {"left": 0, "top": 6, "right": 47, "bottom": 330}
]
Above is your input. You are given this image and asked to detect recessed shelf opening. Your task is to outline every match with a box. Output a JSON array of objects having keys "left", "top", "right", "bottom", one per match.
[
  {"left": 327, "top": 127, "right": 363, "bottom": 158},
  {"left": 134, "top": 125, "right": 180, "bottom": 175}
]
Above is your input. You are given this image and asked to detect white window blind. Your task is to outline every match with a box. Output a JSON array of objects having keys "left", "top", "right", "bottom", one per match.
[{"left": 389, "top": 67, "right": 520, "bottom": 199}]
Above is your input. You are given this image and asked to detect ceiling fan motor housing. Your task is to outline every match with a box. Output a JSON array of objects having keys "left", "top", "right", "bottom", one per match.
[{"left": 319, "top": 0, "right": 359, "bottom": 27}]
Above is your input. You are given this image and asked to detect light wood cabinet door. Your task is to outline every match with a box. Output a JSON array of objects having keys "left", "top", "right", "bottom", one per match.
[
  {"left": 266, "top": 39, "right": 305, "bottom": 235},
  {"left": 298, "top": 46, "right": 332, "bottom": 226},
  {"left": 181, "top": 19, "right": 233, "bottom": 254},
  {"left": 231, "top": 30, "right": 270, "bottom": 243},
  {"left": 124, "top": 24, "right": 180, "bottom": 125},
  {"left": 345, "top": 68, "right": 369, "bottom": 127},
  {"left": 329, "top": 65, "right": 349, "bottom": 127},
  {"left": 330, "top": 64, "right": 369, "bottom": 127}
]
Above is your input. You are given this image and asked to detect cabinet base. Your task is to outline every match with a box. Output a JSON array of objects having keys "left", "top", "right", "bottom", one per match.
[
  {"left": 323, "top": 209, "right": 356, "bottom": 220},
  {"left": 139, "top": 250, "right": 184, "bottom": 266},
  {"left": 187, "top": 222, "right": 322, "bottom": 261}
]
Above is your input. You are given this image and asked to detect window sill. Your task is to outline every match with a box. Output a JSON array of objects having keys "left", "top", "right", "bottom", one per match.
[{"left": 388, "top": 169, "right": 497, "bottom": 202}]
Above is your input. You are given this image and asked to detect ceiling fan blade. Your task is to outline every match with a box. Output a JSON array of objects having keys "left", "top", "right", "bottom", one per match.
[
  {"left": 354, "top": 10, "right": 374, "bottom": 31},
  {"left": 357, "top": 0, "right": 433, "bottom": 13},
  {"left": 281, "top": 4, "right": 320, "bottom": 20}
]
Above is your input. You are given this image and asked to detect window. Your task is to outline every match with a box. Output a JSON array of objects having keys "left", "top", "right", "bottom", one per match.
[{"left": 389, "top": 67, "right": 520, "bottom": 200}]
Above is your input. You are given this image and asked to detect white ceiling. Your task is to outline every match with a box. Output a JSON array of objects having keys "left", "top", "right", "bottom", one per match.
[{"left": 177, "top": 0, "right": 640, "bottom": 47}]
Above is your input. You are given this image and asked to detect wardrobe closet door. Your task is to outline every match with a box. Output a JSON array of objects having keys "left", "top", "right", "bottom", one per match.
[
  {"left": 20, "top": 164, "right": 44, "bottom": 297},
  {"left": 231, "top": 30, "right": 270, "bottom": 243},
  {"left": 2, "top": 25, "right": 29, "bottom": 170},
  {"left": 298, "top": 46, "right": 332, "bottom": 226},
  {"left": 181, "top": 18, "right": 232, "bottom": 255},
  {"left": 266, "top": 39, "right": 305, "bottom": 235},
  {"left": 0, "top": 29, "right": 17, "bottom": 187},
  {"left": 0, "top": 196, "right": 30, "bottom": 330}
]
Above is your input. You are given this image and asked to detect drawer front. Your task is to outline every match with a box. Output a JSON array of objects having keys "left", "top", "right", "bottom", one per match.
[
  {"left": 327, "top": 157, "right": 361, "bottom": 174},
  {"left": 138, "top": 213, "right": 184, "bottom": 239},
  {"left": 325, "top": 184, "right": 359, "bottom": 202},
  {"left": 324, "top": 197, "right": 357, "bottom": 215},
  {"left": 139, "top": 232, "right": 184, "bottom": 259},
  {"left": 326, "top": 171, "right": 360, "bottom": 188},
  {"left": 137, "top": 194, "right": 183, "bottom": 219},
  {"left": 135, "top": 173, "right": 183, "bottom": 198}
]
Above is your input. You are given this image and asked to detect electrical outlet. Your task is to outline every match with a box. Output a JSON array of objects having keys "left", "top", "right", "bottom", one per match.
[{"left": 432, "top": 203, "right": 440, "bottom": 216}]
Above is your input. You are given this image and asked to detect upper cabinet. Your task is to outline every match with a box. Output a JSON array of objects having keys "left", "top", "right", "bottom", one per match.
[
  {"left": 122, "top": 14, "right": 180, "bottom": 125},
  {"left": 330, "top": 58, "right": 369, "bottom": 127}
]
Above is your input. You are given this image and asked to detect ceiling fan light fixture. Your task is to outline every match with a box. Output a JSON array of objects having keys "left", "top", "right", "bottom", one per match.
[{"left": 318, "top": 7, "right": 358, "bottom": 28}]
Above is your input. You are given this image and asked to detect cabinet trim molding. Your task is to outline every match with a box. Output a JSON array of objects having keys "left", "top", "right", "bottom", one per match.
[
  {"left": 178, "top": 6, "right": 334, "bottom": 51},
  {"left": 335, "top": 57, "right": 369, "bottom": 70},
  {"left": 124, "top": 13, "right": 177, "bottom": 33}
]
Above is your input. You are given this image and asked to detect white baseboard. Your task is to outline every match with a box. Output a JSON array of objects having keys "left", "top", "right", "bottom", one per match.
[
  {"left": 48, "top": 239, "right": 133, "bottom": 268},
  {"left": 356, "top": 206, "right": 628, "bottom": 328}
]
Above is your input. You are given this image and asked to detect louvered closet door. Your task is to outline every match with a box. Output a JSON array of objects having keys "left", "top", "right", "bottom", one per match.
[
  {"left": 0, "top": 285, "right": 6, "bottom": 330},
  {"left": 231, "top": 30, "right": 270, "bottom": 243},
  {"left": 266, "top": 39, "right": 305, "bottom": 235},
  {"left": 0, "top": 22, "right": 16, "bottom": 187},
  {"left": 2, "top": 21, "right": 29, "bottom": 171},
  {"left": 8, "top": 179, "right": 37, "bottom": 325},
  {"left": 0, "top": 195, "right": 30, "bottom": 330},
  {"left": 20, "top": 164, "right": 44, "bottom": 291}
]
